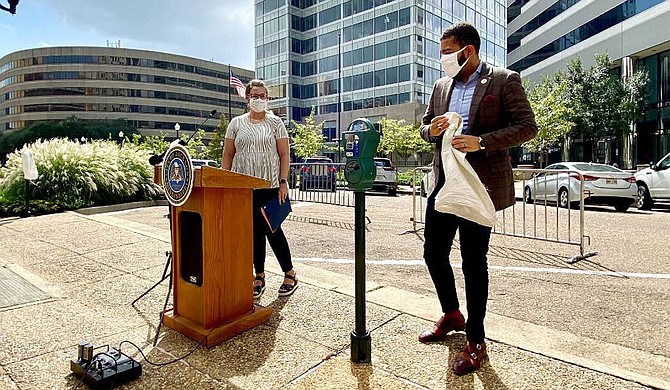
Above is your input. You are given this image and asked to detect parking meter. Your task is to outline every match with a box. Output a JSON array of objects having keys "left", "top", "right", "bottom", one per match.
[
  {"left": 342, "top": 118, "right": 380, "bottom": 191},
  {"left": 342, "top": 118, "right": 381, "bottom": 364}
]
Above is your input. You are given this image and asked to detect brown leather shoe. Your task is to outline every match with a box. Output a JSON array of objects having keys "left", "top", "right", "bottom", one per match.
[
  {"left": 418, "top": 311, "right": 466, "bottom": 343},
  {"left": 453, "top": 341, "right": 487, "bottom": 376}
]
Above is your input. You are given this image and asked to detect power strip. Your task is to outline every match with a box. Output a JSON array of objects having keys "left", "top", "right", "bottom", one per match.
[{"left": 71, "top": 346, "right": 142, "bottom": 389}]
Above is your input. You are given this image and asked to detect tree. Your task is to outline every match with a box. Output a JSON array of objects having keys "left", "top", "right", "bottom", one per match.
[
  {"left": 377, "top": 118, "right": 429, "bottom": 165},
  {"left": 563, "top": 54, "right": 648, "bottom": 161},
  {"left": 206, "top": 114, "right": 229, "bottom": 163},
  {"left": 523, "top": 75, "right": 575, "bottom": 167},
  {"left": 290, "top": 108, "right": 325, "bottom": 159}
]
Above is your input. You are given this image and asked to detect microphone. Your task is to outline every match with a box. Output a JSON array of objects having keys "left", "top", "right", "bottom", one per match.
[
  {"left": 149, "top": 151, "right": 166, "bottom": 166},
  {"left": 148, "top": 109, "right": 218, "bottom": 166},
  {"left": 184, "top": 109, "right": 218, "bottom": 145}
]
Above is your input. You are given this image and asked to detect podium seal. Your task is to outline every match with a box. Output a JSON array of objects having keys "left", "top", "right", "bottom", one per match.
[{"left": 162, "top": 144, "right": 194, "bottom": 207}]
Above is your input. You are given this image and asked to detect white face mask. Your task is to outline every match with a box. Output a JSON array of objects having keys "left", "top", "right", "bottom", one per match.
[
  {"left": 440, "top": 47, "right": 469, "bottom": 78},
  {"left": 249, "top": 98, "right": 268, "bottom": 113}
]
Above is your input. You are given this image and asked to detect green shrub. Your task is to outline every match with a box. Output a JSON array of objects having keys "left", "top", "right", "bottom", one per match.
[
  {"left": 397, "top": 170, "right": 422, "bottom": 186},
  {"left": 0, "top": 199, "right": 64, "bottom": 217},
  {"left": 0, "top": 138, "right": 162, "bottom": 213}
]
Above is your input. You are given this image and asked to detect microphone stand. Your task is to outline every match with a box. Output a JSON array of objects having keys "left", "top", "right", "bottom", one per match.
[
  {"left": 149, "top": 109, "right": 218, "bottom": 166},
  {"left": 135, "top": 109, "right": 218, "bottom": 346}
]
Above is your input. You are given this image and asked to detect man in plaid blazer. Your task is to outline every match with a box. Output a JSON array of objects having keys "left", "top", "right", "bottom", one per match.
[{"left": 418, "top": 22, "right": 537, "bottom": 376}]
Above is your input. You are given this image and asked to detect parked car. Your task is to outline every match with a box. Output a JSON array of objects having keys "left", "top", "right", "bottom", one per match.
[
  {"left": 524, "top": 162, "right": 637, "bottom": 211},
  {"left": 371, "top": 158, "right": 398, "bottom": 195},
  {"left": 635, "top": 152, "right": 670, "bottom": 210},
  {"left": 299, "top": 157, "right": 337, "bottom": 191}
]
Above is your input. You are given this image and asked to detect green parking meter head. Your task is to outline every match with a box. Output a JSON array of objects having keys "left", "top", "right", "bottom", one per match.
[{"left": 342, "top": 118, "right": 380, "bottom": 190}]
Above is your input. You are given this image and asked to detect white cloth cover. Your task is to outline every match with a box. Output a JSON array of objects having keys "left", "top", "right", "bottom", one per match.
[
  {"left": 21, "top": 145, "right": 38, "bottom": 180},
  {"left": 434, "top": 112, "right": 496, "bottom": 228}
]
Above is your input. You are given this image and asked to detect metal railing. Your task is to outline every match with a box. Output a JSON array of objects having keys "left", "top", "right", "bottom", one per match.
[
  {"left": 286, "top": 162, "right": 354, "bottom": 207},
  {"left": 403, "top": 166, "right": 597, "bottom": 264}
]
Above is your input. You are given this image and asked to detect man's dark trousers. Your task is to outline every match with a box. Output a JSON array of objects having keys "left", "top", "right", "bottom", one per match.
[{"left": 423, "top": 188, "right": 492, "bottom": 343}]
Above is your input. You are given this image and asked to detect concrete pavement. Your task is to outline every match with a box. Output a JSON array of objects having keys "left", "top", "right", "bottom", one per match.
[{"left": 0, "top": 202, "right": 667, "bottom": 389}]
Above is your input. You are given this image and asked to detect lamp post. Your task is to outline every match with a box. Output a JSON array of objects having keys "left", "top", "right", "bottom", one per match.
[
  {"left": 118, "top": 131, "right": 124, "bottom": 148},
  {"left": 174, "top": 123, "right": 181, "bottom": 140},
  {"left": 337, "top": 31, "right": 342, "bottom": 163}
]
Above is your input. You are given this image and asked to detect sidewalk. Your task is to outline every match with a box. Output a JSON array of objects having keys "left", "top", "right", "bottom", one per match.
[{"left": 0, "top": 207, "right": 665, "bottom": 389}]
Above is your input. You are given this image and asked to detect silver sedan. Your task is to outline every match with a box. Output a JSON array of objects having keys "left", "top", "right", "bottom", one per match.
[{"left": 524, "top": 162, "right": 637, "bottom": 212}]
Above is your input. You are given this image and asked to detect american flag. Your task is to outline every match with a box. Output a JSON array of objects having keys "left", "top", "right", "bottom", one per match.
[{"left": 230, "top": 71, "right": 246, "bottom": 98}]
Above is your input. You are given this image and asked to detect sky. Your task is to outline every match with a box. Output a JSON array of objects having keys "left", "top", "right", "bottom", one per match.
[{"left": 0, "top": 0, "right": 256, "bottom": 69}]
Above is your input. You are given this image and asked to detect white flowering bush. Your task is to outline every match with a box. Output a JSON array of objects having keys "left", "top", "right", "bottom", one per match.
[{"left": 0, "top": 138, "right": 162, "bottom": 212}]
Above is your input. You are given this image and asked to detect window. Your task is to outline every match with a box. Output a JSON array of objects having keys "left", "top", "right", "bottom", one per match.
[
  {"left": 362, "top": 19, "right": 373, "bottom": 37},
  {"left": 342, "top": 76, "right": 352, "bottom": 92},
  {"left": 263, "top": 0, "right": 279, "bottom": 13},
  {"left": 399, "top": 64, "right": 410, "bottom": 82},
  {"left": 399, "top": 7, "right": 411, "bottom": 26},
  {"left": 374, "top": 69, "right": 385, "bottom": 87},
  {"left": 385, "top": 67, "right": 397, "bottom": 84},
  {"left": 362, "top": 46, "right": 373, "bottom": 63},
  {"left": 320, "top": 79, "right": 338, "bottom": 96},
  {"left": 362, "top": 72, "right": 373, "bottom": 89},
  {"left": 319, "top": 5, "right": 340, "bottom": 25},
  {"left": 399, "top": 36, "right": 410, "bottom": 54},
  {"left": 374, "top": 42, "right": 386, "bottom": 60},
  {"left": 386, "top": 39, "right": 398, "bottom": 57},
  {"left": 319, "top": 31, "right": 339, "bottom": 49},
  {"left": 319, "top": 55, "right": 338, "bottom": 73},
  {"left": 301, "top": 61, "right": 317, "bottom": 76}
]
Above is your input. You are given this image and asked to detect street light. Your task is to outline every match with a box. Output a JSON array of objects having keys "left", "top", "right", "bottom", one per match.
[
  {"left": 118, "top": 131, "right": 124, "bottom": 148},
  {"left": 174, "top": 123, "right": 181, "bottom": 140}
]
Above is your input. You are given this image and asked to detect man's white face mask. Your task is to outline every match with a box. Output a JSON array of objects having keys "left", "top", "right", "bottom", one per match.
[
  {"left": 440, "top": 47, "right": 470, "bottom": 78},
  {"left": 249, "top": 98, "right": 268, "bottom": 113}
]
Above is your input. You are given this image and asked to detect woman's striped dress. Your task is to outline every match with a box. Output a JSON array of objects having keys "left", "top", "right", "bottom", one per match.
[{"left": 225, "top": 112, "right": 288, "bottom": 188}]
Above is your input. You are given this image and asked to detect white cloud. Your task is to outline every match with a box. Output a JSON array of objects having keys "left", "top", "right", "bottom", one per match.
[{"left": 47, "top": 0, "right": 256, "bottom": 69}]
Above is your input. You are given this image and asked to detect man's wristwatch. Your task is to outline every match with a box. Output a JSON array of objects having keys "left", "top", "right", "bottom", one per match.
[
  {"left": 478, "top": 137, "right": 486, "bottom": 150},
  {"left": 279, "top": 178, "right": 288, "bottom": 185}
]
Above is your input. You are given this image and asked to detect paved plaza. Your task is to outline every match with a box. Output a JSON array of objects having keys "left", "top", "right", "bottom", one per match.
[{"left": 0, "top": 193, "right": 668, "bottom": 389}]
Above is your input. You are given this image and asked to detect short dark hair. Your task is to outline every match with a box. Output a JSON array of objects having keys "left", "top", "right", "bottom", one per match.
[{"left": 441, "top": 22, "right": 480, "bottom": 53}]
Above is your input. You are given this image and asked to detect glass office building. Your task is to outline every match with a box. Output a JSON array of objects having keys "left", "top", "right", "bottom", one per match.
[
  {"left": 0, "top": 47, "right": 254, "bottom": 136},
  {"left": 507, "top": 0, "right": 670, "bottom": 167},
  {"left": 255, "top": 0, "right": 508, "bottom": 156}
]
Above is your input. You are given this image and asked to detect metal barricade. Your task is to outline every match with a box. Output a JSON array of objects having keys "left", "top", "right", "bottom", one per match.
[
  {"left": 287, "top": 162, "right": 354, "bottom": 207},
  {"left": 403, "top": 166, "right": 433, "bottom": 234},
  {"left": 403, "top": 167, "right": 597, "bottom": 264}
]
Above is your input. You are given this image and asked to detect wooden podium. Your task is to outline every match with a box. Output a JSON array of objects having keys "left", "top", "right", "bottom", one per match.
[{"left": 157, "top": 165, "right": 273, "bottom": 347}]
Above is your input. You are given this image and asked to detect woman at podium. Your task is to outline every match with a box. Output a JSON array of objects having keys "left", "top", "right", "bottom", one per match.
[{"left": 222, "top": 79, "right": 298, "bottom": 299}]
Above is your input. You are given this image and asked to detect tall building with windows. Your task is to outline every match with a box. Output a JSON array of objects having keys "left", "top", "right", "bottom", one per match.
[
  {"left": 255, "top": 0, "right": 508, "bottom": 160},
  {"left": 0, "top": 47, "right": 254, "bottom": 136},
  {"left": 507, "top": 0, "right": 670, "bottom": 167}
]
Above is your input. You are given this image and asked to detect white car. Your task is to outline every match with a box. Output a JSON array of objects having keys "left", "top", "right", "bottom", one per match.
[
  {"left": 635, "top": 152, "right": 670, "bottom": 210},
  {"left": 524, "top": 162, "right": 637, "bottom": 212},
  {"left": 372, "top": 158, "right": 398, "bottom": 195}
]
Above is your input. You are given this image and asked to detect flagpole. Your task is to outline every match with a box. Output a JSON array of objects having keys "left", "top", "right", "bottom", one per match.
[{"left": 228, "top": 64, "right": 232, "bottom": 122}]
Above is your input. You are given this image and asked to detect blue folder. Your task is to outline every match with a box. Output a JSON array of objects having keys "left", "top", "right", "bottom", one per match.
[{"left": 261, "top": 196, "right": 292, "bottom": 233}]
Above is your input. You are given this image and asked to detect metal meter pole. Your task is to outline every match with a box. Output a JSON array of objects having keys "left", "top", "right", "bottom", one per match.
[{"left": 351, "top": 190, "right": 371, "bottom": 363}]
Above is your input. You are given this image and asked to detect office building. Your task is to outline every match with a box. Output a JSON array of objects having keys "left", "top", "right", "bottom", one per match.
[
  {"left": 255, "top": 0, "right": 509, "bottom": 160},
  {"left": 0, "top": 47, "right": 254, "bottom": 136},
  {"left": 507, "top": 0, "right": 670, "bottom": 167}
]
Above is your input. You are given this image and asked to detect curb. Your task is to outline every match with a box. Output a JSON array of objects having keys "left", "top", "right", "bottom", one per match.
[{"left": 73, "top": 200, "right": 167, "bottom": 215}]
